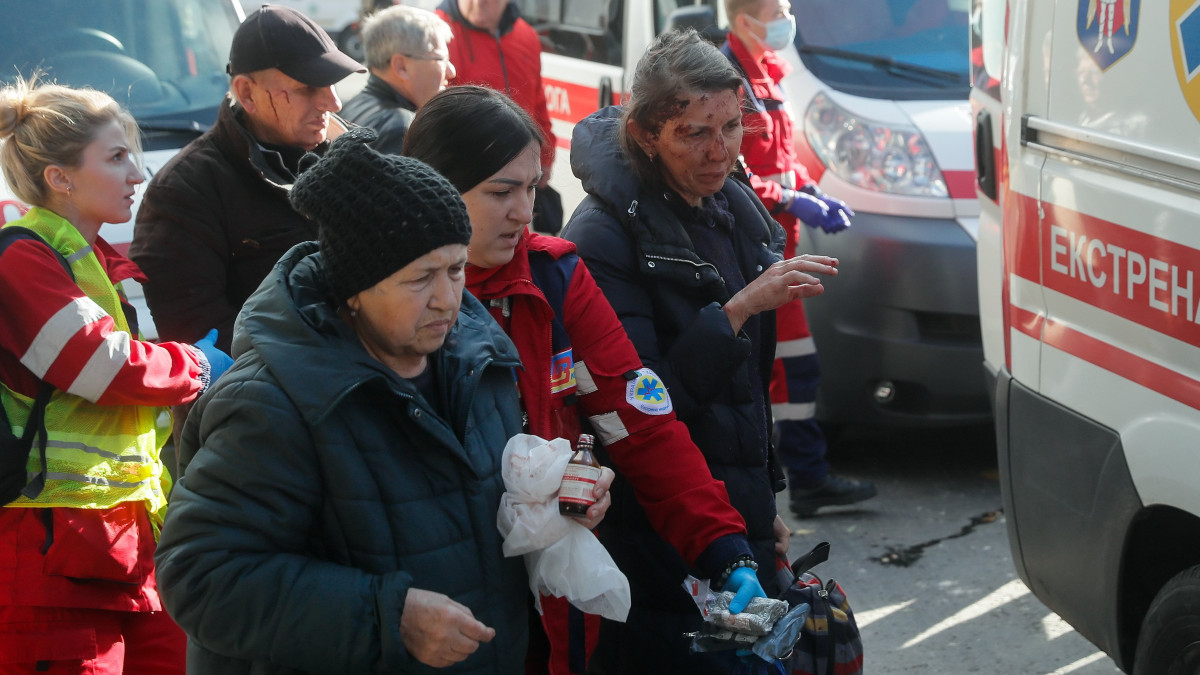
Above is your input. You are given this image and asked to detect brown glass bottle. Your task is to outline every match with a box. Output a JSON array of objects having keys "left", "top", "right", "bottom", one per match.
[{"left": 559, "top": 433, "right": 602, "bottom": 517}]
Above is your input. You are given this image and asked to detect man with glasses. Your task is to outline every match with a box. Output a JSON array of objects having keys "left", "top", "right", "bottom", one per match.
[
  {"left": 130, "top": 4, "right": 365, "bottom": 353},
  {"left": 341, "top": 6, "right": 456, "bottom": 155}
]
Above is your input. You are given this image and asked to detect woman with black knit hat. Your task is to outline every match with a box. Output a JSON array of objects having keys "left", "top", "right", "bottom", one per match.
[{"left": 152, "top": 128, "right": 611, "bottom": 675}]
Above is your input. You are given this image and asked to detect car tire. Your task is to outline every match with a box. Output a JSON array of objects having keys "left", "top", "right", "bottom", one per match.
[
  {"left": 337, "top": 26, "right": 364, "bottom": 62},
  {"left": 1133, "top": 565, "right": 1200, "bottom": 675}
]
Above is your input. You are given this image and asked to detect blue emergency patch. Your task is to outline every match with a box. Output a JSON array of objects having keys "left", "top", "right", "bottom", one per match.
[
  {"left": 550, "top": 348, "right": 576, "bottom": 394},
  {"left": 626, "top": 368, "right": 672, "bottom": 415}
]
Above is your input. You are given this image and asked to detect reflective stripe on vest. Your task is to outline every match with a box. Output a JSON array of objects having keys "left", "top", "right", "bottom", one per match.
[{"left": 1, "top": 209, "right": 171, "bottom": 515}]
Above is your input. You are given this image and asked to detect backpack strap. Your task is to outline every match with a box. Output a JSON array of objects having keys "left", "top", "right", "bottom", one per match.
[
  {"left": 0, "top": 226, "right": 75, "bottom": 502},
  {"left": 0, "top": 226, "right": 73, "bottom": 277}
]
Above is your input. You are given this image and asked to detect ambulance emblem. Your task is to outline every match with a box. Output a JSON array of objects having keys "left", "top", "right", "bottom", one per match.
[
  {"left": 626, "top": 368, "right": 672, "bottom": 415},
  {"left": 1078, "top": 0, "right": 1139, "bottom": 71},
  {"left": 1172, "top": 0, "right": 1200, "bottom": 123}
]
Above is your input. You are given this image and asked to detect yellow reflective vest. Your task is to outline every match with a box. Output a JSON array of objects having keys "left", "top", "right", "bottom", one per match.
[{"left": 0, "top": 209, "right": 172, "bottom": 520}]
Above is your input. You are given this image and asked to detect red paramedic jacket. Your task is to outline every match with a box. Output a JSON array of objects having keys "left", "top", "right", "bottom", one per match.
[{"left": 0, "top": 230, "right": 204, "bottom": 614}]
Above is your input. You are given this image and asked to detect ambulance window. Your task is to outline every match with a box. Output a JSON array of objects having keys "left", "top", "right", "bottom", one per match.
[
  {"left": 517, "top": 0, "right": 623, "bottom": 66},
  {"left": 2, "top": 0, "right": 238, "bottom": 130},
  {"left": 656, "top": 0, "right": 721, "bottom": 35}
]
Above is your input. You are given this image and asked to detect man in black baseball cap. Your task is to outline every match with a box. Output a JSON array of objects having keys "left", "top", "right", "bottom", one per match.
[
  {"left": 228, "top": 3, "right": 365, "bottom": 87},
  {"left": 132, "top": 3, "right": 366, "bottom": 367}
]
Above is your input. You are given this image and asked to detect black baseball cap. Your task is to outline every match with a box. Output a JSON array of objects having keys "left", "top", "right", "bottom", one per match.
[{"left": 228, "top": 4, "right": 365, "bottom": 87}]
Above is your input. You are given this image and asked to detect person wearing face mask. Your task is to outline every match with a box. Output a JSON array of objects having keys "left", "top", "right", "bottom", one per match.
[
  {"left": 563, "top": 30, "right": 844, "bottom": 673},
  {"left": 723, "top": 0, "right": 876, "bottom": 518}
]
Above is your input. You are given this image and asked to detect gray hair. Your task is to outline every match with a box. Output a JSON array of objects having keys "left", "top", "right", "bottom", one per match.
[
  {"left": 620, "top": 30, "right": 743, "bottom": 186},
  {"left": 362, "top": 6, "right": 453, "bottom": 71}
]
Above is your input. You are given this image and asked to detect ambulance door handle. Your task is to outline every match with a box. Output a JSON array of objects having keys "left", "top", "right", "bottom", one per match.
[
  {"left": 598, "top": 76, "right": 614, "bottom": 108},
  {"left": 975, "top": 110, "right": 997, "bottom": 201}
]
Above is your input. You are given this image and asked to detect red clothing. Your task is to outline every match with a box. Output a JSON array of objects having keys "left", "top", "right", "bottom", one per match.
[
  {"left": 728, "top": 35, "right": 814, "bottom": 217},
  {"left": 0, "top": 604, "right": 185, "bottom": 673},
  {"left": 468, "top": 232, "right": 750, "bottom": 674},
  {"left": 0, "top": 234, "right": 204, "bottom": 405},
  {"left": 726, "top": 36, "right": 820, "bottom": 424},
  {"left": 468, "top": 232, "right": 747, "bottom": 560},
  {"left": 437, "top": 0, "right": 557, "bottom": 172},
  {"left": 0, "top": 226, "right": 200, "bottom": 613}
]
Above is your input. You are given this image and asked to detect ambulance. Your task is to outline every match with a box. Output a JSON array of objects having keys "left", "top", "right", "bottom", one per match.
[
  {"left": 972, "top": 0, "right": 1200, "bottom": 671},
  {"left": 1, "top": 0, "right": 246, "bottom": 340},
  {"left": 522, "top": 0, "right": 986, "bottom": 428}
]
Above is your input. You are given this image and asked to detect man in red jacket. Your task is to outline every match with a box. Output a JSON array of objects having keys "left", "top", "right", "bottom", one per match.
[
  {"left": 436, "top": 0, "right": 563, "bottom": 233},
  {"left": 724, "top": 0, "right": 876, "bottom": 517}
]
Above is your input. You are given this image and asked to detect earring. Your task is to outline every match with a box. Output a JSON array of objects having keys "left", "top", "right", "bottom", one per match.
[{"left": 66, "top": 186, "right": 72, "bottom": 198}]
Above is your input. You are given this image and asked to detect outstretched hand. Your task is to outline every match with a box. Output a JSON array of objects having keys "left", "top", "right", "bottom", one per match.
[
  {"left": 400, "top": 588, "right": 495, "bottom": 668},
  {"left": 723, "top": 255, "right": 839, "bottom": 334}
]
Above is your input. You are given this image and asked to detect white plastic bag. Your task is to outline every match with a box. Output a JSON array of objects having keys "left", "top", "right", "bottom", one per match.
[{"left": 497, "top": 434, "right": 631, "bottom": 622}]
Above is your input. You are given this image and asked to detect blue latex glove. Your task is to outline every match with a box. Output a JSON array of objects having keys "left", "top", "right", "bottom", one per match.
[
  {"left": 193, "top": 329, "right": 234, "bottom": 383},
  {"left": 725, "top": 566, "right": 767, "bottom": 614},
  {"left": 818, "top": 194, "right": 854, "bottom": 233},
  {"left": 786, "top": 189, "right": 854, "bottom": 234},
  {"left": 783, "top": 189, "right": 830, "bottom": 227}
]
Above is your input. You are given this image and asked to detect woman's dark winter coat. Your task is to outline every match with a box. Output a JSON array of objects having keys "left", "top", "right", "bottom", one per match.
[
  {"left": 154, "top": 242, "right": 529, "bottom": 674},
  {"left": 562, "top": 107, "right": 788, "bottom": 613}
]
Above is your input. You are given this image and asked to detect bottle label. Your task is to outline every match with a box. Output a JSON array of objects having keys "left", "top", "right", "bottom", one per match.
[{"left": 559, "top": 464, "right": 601, "bottom": 506}]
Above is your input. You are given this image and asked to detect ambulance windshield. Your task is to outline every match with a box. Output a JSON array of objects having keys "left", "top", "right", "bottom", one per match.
[
  {"left": 792, "top": 0, "right": 971, "bottom": 99},
  {"left": 2, "top": 0, "right": 241, "bottom": 146}
]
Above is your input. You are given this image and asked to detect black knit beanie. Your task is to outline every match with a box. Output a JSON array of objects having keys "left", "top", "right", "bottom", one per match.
[{"left": 289, "top": 128, "right": 472, "bottom": 302}]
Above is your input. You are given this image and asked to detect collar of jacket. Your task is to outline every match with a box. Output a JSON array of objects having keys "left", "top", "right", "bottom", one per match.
[
  {"left": 232, "top": 241, "right": 522, "bottom": 425},
  {"left": 217, "top": 97, "right": 341, "bottom": 190},
  {"left": 362, "top": 73, "right": 418, "bottom": 112},
  {"left": 466, "top": 230, "right": 575, "bottom": 301},
  {"left": 439, "top": 0, "right": 520, "bottom": 36}
]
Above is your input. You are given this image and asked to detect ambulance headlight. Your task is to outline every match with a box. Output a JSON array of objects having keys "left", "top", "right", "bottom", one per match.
[{"left": 804, "top": 92, "right": 949, "bottom": 198}]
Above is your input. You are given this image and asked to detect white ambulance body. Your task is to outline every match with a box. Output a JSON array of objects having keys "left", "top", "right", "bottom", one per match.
[
  {"left": 973, "top": 0, "right": 1200, "bottom": 671},
  {"left": 523, "top": 0, "right": 986, "bottom": 428},
  {"left": 0, "top": 0, "right": 245, "bottom": 340}
]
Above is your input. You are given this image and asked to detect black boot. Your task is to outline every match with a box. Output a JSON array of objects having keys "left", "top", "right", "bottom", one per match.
[{"left": 790, "top": 474, "right": 877, "bottom": 517}]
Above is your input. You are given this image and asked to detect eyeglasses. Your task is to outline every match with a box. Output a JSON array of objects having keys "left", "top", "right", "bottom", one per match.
[{"left": 403, "top": 52, "right": 451, "bottom": 63}]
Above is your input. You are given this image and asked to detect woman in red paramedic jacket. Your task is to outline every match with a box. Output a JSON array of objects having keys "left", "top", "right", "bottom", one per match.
[
  {"left": 724, "top": 0, "right": 876, "bottom": 517},
  {"left": 404, "top": 85, "right": 771, "bottom": 675},
  {"left": 0, "top": 80, "right": 230, "bottom": 674}
]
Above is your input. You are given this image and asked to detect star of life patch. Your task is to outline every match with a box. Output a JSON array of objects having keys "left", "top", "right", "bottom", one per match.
[{"left": 626, "top": 368, "right": 672, "bottom": 415}]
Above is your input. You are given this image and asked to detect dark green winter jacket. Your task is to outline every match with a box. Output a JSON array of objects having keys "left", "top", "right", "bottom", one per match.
[{"left": 154, "top": 242, "right": 529, "bottom": 674}]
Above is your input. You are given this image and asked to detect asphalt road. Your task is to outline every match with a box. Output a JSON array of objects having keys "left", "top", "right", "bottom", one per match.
[{"left": 781, "top": 424, "right": 1123, "bottom": 674}]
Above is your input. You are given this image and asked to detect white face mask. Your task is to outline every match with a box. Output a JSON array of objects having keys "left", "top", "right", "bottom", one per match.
[{"left": 748, "top": 14, "right": 796, "bottom": 51}]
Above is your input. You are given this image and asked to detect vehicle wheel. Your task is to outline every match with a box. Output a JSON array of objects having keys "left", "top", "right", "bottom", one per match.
[
  {"left": 1134, "top": 565, "right": 1200, "bottom": 675},
  {"left": 337, "top": 26, "right": 365, "bottom": 62}
]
